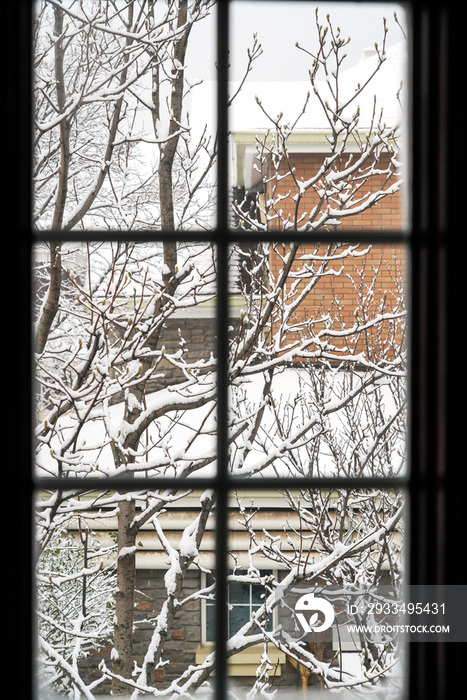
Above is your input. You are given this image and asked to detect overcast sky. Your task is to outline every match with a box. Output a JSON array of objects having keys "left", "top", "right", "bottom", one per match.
[{"left": 187, "top": 1, "right": 408, "bottom": 82}]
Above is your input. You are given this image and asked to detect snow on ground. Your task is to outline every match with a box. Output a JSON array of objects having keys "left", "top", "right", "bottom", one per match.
[{"left": 35, "top": 366, "right": 405, "bottom": 480}]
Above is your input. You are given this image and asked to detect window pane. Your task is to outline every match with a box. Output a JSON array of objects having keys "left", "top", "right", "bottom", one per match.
[
  {"left": 229, "top": 581, "right": 253, "bottom": 605},
  {"left": 33, "top": 0, "right": 217, "bottom": 231},
  {"left": 226, "top": 488, "right": 406, "bottom": 697},
  {"left": 205, "top": 599, "right": 216, "bottom": 643},
  {"left": 229, "top": 605, "right": 252, "bottom": 637},
  {"left": 35, "top": 489, "right": 216, "bottom": 697},
  {"left": 228, "top": 241, "right": 407, "bottom": 478},
  {"left": 33, "top": 241, "right": 217, "bottom": 480},
  {"left": 251, "top": 579, "right": 272, "bottom": 605},
  {"left": 229, "top": 1, "right": 408, "bottom": 233},
  {"left": 34, "top": 484, "right": 407, "bottom": 695}
]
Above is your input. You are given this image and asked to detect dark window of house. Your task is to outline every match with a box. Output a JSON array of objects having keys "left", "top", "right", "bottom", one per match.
[{"left": 205, "top": 570, "right": 274, "bottom": 642}]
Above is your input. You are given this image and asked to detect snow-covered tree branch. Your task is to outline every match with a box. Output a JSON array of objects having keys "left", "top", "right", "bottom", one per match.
[{"left": 34, "top": 3, "right": 407, "bottom": 697}]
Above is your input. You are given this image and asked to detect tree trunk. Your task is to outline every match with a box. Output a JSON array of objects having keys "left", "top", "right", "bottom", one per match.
[{"left": 112, "top": 499, "right": 137, "bottom": 695}]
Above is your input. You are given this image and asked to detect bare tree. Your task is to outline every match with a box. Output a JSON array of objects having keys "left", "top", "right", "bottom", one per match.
[{"left": 34, "top": 3, "right": 407, "bottom": 697}]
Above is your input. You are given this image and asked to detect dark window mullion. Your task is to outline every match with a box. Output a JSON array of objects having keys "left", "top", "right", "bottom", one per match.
[
  {"left": 407, "top": 4, "right": 458, "bottom": 699},
  {"left": 215, "top": 2, "right": 230, "bottom": 699}
]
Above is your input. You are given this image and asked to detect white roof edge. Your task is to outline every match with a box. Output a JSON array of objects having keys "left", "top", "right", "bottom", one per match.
[{"left": 231, "top": 129, "right": 384, "bottom": 188}]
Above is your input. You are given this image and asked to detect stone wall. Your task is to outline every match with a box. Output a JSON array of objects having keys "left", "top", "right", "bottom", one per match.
[
  {"left": 77, "top": 569, "right": 203, "bottom": 694},
  {"left": 144, "top": 316, "right": 217, "bottom": 393},
  {"left": 134, "top": 569, "right": 203, "bottom": 689}
]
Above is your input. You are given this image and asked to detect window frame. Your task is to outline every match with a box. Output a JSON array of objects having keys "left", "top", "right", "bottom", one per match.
[{"left": 6, "top": 2, "right": 465, "bottom": 699}]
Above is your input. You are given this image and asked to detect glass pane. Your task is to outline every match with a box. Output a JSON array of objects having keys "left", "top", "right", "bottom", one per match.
[
  {"left": 33, "top": 1, "right": 217, "bottom": 231},
  {"left": 228, "top": 241, "right": 407, "bottom": 478},
  {"left": 35, "top": 489, "right": 216, "bottom": 698},
  {"left": 33, "top": 241, "right": 217, "bottom": 479},
  {"left": 251, "top": 576, "right": 272, "bottom": 604},
  {"left": 229, "top": 1, "right": 408, "bottom": 232},
  {"left": 226, "top": 488, "right": 407, "bottom": 698},
  {"left": 229, "top": 606, "right": 252, "bottom": 636},
  {"left": 229, "top": 582, "right": 253, "bottom": 605},
  {"left": 205, "top": 600, "right": 216, "bottom": 643}
]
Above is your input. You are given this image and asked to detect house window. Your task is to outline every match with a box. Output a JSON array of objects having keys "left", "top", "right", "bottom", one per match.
[
  {"left": 7, "top": 1, "right": 465, "bottom": 699},
  {"left": 204, "top": 571, "right": 274, "bottom": 642}
]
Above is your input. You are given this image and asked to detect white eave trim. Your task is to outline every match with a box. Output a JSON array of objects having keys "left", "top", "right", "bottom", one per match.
[{"left": 231, "top": 129, "right": 381, "bottom": 189}]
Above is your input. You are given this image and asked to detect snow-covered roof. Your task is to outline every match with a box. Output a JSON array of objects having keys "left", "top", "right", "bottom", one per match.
[
  {"left": 230, "top": 41, "right": 406, "bottom": 135},
  {"left": 226, "top": 41, "right": 407, "bottom": 188}
]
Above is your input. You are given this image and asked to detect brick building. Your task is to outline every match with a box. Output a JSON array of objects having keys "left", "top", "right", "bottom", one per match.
[{"left": 230, "top": 40, "right": 407, "bottom": 360}]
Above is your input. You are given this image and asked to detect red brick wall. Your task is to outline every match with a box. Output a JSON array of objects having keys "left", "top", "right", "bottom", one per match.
[
  {"left": 264, "top": 151, "right": 406, "bottom": 361},
  {"left": 265, "top": 152, "right": 402, "bottom": 231}
]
